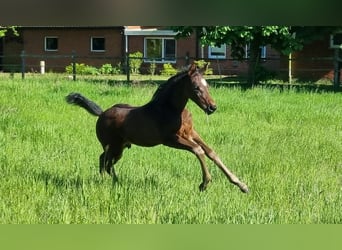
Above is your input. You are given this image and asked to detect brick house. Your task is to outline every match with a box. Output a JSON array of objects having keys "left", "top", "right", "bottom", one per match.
[
  {"left": 0, "top": 26, "right": 340, "bottom": 82},
  {"left": 286, "top": 35, "right": 341, "bottom": 81},
  {"left": 124, "top": 26, "right": 282, "bottom": 77},
  {"left": 0, "top": 26, "right": 124, "bottom": 72}
]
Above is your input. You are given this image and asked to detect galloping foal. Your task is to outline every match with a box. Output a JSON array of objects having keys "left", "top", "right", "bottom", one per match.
[{"left": 66, "top": 63, "right": 248, "bottom": 193}]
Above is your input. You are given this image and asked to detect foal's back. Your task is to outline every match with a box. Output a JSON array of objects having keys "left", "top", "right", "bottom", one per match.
[{"left": 96, "top": 102, "right": 181, "bottom": 148}]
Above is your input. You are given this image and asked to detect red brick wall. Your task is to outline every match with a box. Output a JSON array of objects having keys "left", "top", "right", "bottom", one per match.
[
  {"left": 127, "top": 32, "right": 283, "bottom": 77},
  {"left": 290, "top": 36, "right": 337, "bottom": 81},
  {"left": 6, "top": 27, "right": 339, "bottom": 82},
  {"left": 22, "top": 27, "right": 123, "bottom": 72}
]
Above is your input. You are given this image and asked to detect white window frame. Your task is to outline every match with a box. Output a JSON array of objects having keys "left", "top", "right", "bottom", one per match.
[
  {"left": 144, "top": 37, "right": 176, "bottom": 63},
  {"left": 44, "top": 36, "right": 58, "bottom": 51},
  {"left": 330, "top": 33, "right": 342, "bottom": 49},
  {"left": 91, "top": 37, "right": 106, "bottom": 52},
  {"left": 208, "top": 44, "right": 227, "bottom": 59},
  {"left": 245, "top": 44, "right": 267, "bottom": 59}
]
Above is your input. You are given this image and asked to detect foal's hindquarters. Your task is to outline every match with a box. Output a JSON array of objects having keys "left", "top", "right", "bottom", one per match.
[{"left": 95, "top": 104, "right": 133, "bottom": 180}]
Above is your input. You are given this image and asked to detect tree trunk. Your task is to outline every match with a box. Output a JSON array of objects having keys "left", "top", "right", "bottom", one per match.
[{"left": 247, "top": 41, "right": 261, "bottom": 88}]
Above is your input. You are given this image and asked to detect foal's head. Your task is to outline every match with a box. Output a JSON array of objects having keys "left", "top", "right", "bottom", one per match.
[{"left": 186, "top": 63, "right": 217, "bottom": 115}]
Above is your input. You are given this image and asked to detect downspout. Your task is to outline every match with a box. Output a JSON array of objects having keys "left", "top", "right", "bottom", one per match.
[
  {"left": 124, "top": 27, "right": 130, "bottom": 81},
  {"left": 289, "top": 52, "right": 292, "bottom": 84},
  {"left": 289, "top": 30, "right": 296, "bottom": 84}
]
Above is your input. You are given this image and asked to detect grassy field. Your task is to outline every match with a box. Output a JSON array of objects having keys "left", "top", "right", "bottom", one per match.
[{"left": 0, "top": 73, "right": 341, "bottom": 223}]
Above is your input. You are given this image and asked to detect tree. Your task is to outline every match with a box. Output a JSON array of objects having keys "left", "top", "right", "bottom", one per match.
[
  {"left": 0, "top": 26, "right": 18, "bottom": 38},
  {"left": 173, "top": 26, "right": 341, "bottom": 86}
]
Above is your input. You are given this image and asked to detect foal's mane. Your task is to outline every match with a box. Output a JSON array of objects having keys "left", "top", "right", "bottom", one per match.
[{"left": 150, "top": 70, "right": 190, "bottom": 102}]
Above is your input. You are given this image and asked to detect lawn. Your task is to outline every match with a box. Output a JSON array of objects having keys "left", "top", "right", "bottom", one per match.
[{"left": 0, "top": 73, "right": 341, "bottom": 223}]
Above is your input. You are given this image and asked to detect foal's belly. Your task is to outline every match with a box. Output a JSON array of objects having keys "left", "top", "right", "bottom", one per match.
[{"left": 100, "top": 104, "right": 182, "bottom": 148}]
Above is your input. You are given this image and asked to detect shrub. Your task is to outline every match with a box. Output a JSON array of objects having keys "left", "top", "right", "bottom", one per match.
[
  {"left": 148, "top": 61, "right": 156, "bottom": 76},
  {"left": 99, "top": 63, "right": 114, "bottom": 74},
  {"left": 65, "top": 63, "right": 98, "bottom": 75},
  {"left": 112, "top": 62, "right": 123, "bottom": 75},
  {"left": 83, "top": 65, "right": 98, "bottom": 75},
  {"left": 194, "top": 59, "right": 213, "bottom": 75},
  {"left": 129, "top": 51, "right": 143, "bottom": 74},
  {"left": 160, "top": 63, "right": 178, "bottom": 76},
  {"left": 255, "top": 65, "right": 276, "bottom": 82}
]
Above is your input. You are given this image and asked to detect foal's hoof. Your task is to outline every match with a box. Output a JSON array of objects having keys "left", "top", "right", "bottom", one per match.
[
  {"left": 239, "top": 183, "right": 249, "bottom": 193},
  {"left": 199, "top": 182, "right": 208, "bottom": 192}
]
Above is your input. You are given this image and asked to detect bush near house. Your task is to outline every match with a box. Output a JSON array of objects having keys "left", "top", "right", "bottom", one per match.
[
  {"left": 194, "top": 59, "right": 213, "bottom": 75},
  {"left": 160, "top": 63, "right": 178, "bottom": 76},
  {"left": 65, "top": 63, "right": 98, "bottom": 75},
  {"left": 65, "top": 62, "right": 123, "bottom": 75},
  {"left": 129, "top": 51, "right": 143, "bottom": 74}
]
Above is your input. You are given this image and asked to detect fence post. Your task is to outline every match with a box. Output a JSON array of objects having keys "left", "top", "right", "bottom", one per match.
[
  {"left": 333, "top": 48, "right": 341, "bottom": 90},
  {"left": 126, "top": 52, "right": 130, "bottom": 82},
  {"left": 40, "top": 60, "right": 45, "bottom": 74},
  {"left": 185, "top": 52, "right": 190, "bottom": 65},
  {"left": 72, "top": 50, "right": 76, "bottom": 81},
  {"left": 21, "top": 50, "right": 25, "bottom": 80}
]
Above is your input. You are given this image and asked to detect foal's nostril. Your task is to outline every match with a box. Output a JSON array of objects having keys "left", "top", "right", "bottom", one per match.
[
  {"left": 211, "top": 105, "right": 217, "bottom": 111},
  {"left": 206, "top": 105, "right": 217, "bottom": 114}
]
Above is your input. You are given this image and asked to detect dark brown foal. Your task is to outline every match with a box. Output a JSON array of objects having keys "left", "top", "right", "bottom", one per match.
[{"left": 66, "top": 63, "right": 248, "bottom": 193}]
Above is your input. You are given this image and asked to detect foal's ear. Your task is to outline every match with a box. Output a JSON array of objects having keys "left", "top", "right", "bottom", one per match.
[
  {"left": 188, "top": 63, "right": 197, "bottom": 76},
  {"left": 199, "top": 63, "right": 208, "bottom": 74}
]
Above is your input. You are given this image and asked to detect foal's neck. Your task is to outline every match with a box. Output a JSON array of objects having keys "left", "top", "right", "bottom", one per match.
[{"left": 150, "top": 79, "right": 189, "bottom": 115}]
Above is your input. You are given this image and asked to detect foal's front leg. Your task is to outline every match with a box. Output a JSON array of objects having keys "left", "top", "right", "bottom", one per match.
[
  {"left": 192, "top": 131, "right": 249, "bottom": 193},
  {"left": 164, "top": 136, "right": 212, "bottom": 191}
]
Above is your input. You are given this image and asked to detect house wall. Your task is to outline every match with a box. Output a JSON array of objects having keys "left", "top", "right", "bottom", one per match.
[
  {"left": 291, "top": 37, "right": 337, "bottom": 81},
  {"left": 127, "top": 32, "right": 197, "bottom": 73},
  {"left": 21, "top": 27, "right": 124, "bottom": 72},
  {"left": 1, "top": 34, "right": 23, "bottom": 71},
  {"left": 2, "top": 27, "right": 339, "bottom": 83},
  {"left": 127, "top": 31, "right": 282, "bottom": 77},
  {"left": 199, "top": 45, "right": 281, "bottom": 76}
]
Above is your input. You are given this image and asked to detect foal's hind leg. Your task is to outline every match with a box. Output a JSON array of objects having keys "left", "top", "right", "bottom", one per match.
[
  {"left": 100, "top": 144, "right": 124, "bottom": 182},
  {"left": 192, "top": 130, "right": 249, "bottom": 193}
]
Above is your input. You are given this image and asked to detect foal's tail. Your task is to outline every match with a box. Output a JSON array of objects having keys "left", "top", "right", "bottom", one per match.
[{"left": 66, "top": 92, "right": 103, "bottom": 116}]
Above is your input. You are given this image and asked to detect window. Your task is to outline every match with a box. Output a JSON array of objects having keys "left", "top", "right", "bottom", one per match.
[
  {"left": 45, "top": 37, "right": 58, "bottom": 51},
  {"left": 330, "top": 33, "right": 342, "bottom": 48},
  {"left": 208, "top": 44, "right": 226, "bottom": 59},
  {"left": 245, "top": 44, "right": 267, "bottom": 59},
  {"left": 144, "top": 37, "right": 176, "bottom": 62},
  {"left": 91, "top": 37, "right": 105, "bottom": 52}
]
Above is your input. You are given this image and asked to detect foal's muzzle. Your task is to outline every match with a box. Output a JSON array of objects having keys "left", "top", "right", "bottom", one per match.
[{"left": 205, "top": 104, "right": 217, "bottom": 115}]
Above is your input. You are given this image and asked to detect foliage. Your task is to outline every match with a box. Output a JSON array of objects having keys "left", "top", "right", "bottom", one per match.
[
  {"left": 0, "top": 26, "right": 18, "bottom": 38},
  {"left": 129, "top": 51, "right": 143, "bottom": 74},
  {"left": 160, "top": 63, "right": 178, "bottom": 76},
  {"left": 66, "top": 62, "right": 123, "bottom": 75},
  {"left": 112, "top": 62, "right": 123, "bottom": 75},
  {"left": 65, "top": 63, "right": 98, "bottom": 75},
  {"left": 173, "top": 26, "right": 342, "bottom": 86},
  {"left": 99, "top": 63, "right": 114, "bottom": 74},
  {"left": 99, "top": 63, "right": 123, "bottom": 75},
  {"left": 148, "top": 61, "right": 157, "bottom": 76},
  {"left": 1, "top": 76, "right": 341, "bottom": 223},
  {"left": 194, "top": 59, "right": 213, "bottom": 75}
]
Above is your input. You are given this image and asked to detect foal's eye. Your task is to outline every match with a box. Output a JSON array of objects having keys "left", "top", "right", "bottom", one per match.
[{"left": 194, "top": 86, "right": 201, "bottom": 91}]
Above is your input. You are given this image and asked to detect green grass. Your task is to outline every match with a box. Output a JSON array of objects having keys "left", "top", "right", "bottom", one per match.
[{"left": 0, "top": 73, "right": 341, "bottom": 223}]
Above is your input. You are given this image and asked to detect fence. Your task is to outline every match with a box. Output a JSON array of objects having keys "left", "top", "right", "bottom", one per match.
[
  {"left": 0, "top": 51, "right": 194, "bottom": 81},
  {"left": 0, "top": 51, "right": 341, "bottom": 88}
]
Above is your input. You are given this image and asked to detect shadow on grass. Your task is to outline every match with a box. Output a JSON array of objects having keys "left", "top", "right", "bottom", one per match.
[
  {"left": 33, "top": 168, "right": 161, "bottom": 193},
  {"left": 33, "top": 169, "right": 102, "bottom": 191}
]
